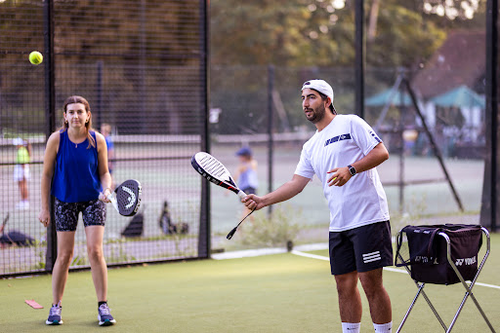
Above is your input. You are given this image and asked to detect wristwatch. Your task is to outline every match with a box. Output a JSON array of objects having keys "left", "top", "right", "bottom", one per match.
[{"left": 347, "top": 164, "right": 357, "bottom": 176}]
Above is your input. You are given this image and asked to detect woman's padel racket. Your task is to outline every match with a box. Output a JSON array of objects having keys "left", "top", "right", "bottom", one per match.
[
  {"left": 191, "top": 152, "right": 254, "bottom": 239},
  {"left": 107, "top": 179, "right": 142, "bottom": 216}
]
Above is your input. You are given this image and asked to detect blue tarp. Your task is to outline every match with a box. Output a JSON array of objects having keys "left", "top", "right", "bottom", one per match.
[
  {"left": 430, "top": 85, "right": 485, "bottom": 109},
  {"left": 365, "top": 88, "right": 412, "bottom": 107}
]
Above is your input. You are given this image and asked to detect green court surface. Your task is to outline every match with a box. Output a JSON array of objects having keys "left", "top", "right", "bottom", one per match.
[{"left": 1, "top": 234, "right": 499, "bottom": 333}]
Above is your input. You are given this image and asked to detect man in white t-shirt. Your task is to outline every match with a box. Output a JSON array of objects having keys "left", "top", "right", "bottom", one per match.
[{"left": 243, "top": 79, "right": 393, "bottom": 333}]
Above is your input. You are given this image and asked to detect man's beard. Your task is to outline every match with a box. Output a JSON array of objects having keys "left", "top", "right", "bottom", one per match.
[{"left": 304, "top": 103, "right": 326, "bottom": 124}]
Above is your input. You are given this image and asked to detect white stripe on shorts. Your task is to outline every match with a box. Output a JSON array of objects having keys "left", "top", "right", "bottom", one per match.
[{"left": 362, "top": 251, "right": 381, "bottom": 263}]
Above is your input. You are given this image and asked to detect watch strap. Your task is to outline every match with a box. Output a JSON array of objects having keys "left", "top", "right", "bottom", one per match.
[{"left": 348, "top": 164, "right": 357, "bottom": 176}]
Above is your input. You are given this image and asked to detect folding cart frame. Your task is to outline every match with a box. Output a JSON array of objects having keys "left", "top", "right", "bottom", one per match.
[{"left": 396, "top": 226, "right": 496, "bottom": 333}]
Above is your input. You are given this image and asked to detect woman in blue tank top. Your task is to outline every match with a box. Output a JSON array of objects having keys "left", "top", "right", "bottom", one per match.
[{"left": 38, "top": 96, "right": 116, "bottom": 326}]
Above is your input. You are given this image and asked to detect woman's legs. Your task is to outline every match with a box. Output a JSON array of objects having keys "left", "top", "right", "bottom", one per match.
[
  {"left": 85, "top": 226, "right": 108, "bottom": 302},
  {"left": 19, "top": 179, "right": 28, "bottom": 201},
  {"left": 51, "top": 231, "right": 76, "bottom": 305}
]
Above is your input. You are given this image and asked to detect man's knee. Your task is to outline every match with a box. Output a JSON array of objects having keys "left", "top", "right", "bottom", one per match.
[
  {"left": 359, "top": 269, "right": 385, "bottom": 297},
  {"left": 335, "top": 271, "right": 359, "bottom": 295}
]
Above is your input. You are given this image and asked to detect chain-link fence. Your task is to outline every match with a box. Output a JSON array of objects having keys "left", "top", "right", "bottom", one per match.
[
  {"left": 0, "top": 0, "right": 208, "bottom": 276},
  {"left": 209, "top": 64, "right": 486, "bottom": 231},
  {"left": 1, "top": 0, "right": 495, "bottom": 276},
  {"left": 211, "top": 65, "right": 486, "bottom": 157}
]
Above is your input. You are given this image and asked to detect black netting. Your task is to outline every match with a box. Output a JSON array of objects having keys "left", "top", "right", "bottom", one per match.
[{"left": 0, "top": 0, "right": 208, "bottom": 276}]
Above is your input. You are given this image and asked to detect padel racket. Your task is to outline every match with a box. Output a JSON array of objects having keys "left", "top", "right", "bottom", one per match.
[
  {"left": 191, "top": 152, "right": 247, "bottom": 199},
  {"left": 107, "top": 179, "right": 142, "bottom": 216},
  {"left": 225, "top": 208, "right": 255, "bottom": 240},
  {"left": 190, "top": 152, "right": 254, "bottom": 239}
]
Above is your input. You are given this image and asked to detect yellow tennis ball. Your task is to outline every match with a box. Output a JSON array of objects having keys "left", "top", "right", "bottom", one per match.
[{"left": 29, "top": 51, "right": 43, "bottom": 65}]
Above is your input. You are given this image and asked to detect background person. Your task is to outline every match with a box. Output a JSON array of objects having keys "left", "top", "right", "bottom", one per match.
[
  {"left": 243, "top": 79, "right": 393, "bottom": 333},
  {"left": 100, "top": 123, "right": 115, "bottom": 188},
  {"left": 13, "top": 137, "right": 31, "bottom": 210},
  {"left": 38, "top": 96, "right": 116, "bottom": 326},
  {"left": 233, "top": 146, "right": 258, "bottom": 217},
  {"left": 234, "top": 146, "right": 258, "bottom": 195}
]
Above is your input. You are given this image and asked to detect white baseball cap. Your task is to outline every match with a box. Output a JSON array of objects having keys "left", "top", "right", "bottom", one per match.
[
  {"left": 301, "top": 79, "right": 336, "bottom": 112},
  {"left": 12, "top": 138, "right": 24, "bottom": 146}
]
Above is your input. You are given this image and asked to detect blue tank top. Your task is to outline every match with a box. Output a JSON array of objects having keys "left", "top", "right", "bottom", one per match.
[{"left": 51, "top": 130, "right": 102, "bottom": 203}]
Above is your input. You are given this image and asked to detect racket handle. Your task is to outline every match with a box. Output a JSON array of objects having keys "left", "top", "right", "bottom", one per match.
[
  {"left": 237, "top": 190, "right": 247, "bottom": 200},
  {"left": 226, "top": 227, "right": 238, "bottom": 240},
  {"left": 107, "top": 193, "right": 119, "bottom": 212},
  {"left": 225, "top": 207, "right": 256, "bottom": 240}
]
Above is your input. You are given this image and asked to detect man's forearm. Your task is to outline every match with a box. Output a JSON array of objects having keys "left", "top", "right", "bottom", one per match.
[
  {"left": 261, "top": 176, "right": 309, "bottom": 207},
  {"left": 351, "top": 143, "right": 389, "bottom": 173}
]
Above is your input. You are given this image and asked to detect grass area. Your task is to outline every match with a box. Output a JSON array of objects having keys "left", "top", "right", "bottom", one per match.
[{"left": 1, "top": 234, "right": 499, "bottom": 333}]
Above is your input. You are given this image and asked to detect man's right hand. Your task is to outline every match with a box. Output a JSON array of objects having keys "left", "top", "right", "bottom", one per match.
[{"left": 242, "top": 194, "right": 264, "bottom": 211}]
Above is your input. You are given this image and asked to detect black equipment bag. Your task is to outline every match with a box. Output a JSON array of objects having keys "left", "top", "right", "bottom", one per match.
[{"left": 395, "top": 224, "right": 483, "bottom": 285}]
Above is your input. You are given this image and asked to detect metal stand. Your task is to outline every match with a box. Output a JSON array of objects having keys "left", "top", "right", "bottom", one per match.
[{"left": 396, "top": 227, "right": 495, "bottom": 333}]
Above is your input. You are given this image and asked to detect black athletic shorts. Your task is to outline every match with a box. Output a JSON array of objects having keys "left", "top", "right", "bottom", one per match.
[
  {"left": 54, "top": 198, "right": 106, "bottom": 232},
  {"left": 329, "top": 221, "right": 393, "bottom": 275}
]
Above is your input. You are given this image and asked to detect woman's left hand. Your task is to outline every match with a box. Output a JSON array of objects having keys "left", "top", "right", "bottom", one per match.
[{"left": 99, "top": 187, "right": 112, "bottom": 203}]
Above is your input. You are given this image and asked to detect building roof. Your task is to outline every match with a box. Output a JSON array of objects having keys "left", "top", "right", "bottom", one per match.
[{"left": 411, "top": 30, "right": 485, "bottom": 99}]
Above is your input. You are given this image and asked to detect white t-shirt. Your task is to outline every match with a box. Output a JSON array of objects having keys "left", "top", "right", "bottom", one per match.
[{"left": 294, "top": 115, "right": 390, "bottom": 232}]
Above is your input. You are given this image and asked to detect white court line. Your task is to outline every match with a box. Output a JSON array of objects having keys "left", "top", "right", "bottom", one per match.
[
  {"left": 291, "top": 250, "right": 500, "bottom": 291},
  {"left": 212, "top": 243, "right": 328, "bottom": 260},
  {"left": 291, "top": 250, "right": 329, "bottom": 261},
  {"left": 212, "top": 248, "right": 287, "bottom": 260},
  {"left": 475, "top": 282, "right": 500, "bottom": 290}
]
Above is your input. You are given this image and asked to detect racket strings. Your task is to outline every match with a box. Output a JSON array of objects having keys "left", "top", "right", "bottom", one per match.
[{"left": 200, "top": 156, "right": 227, "bottom": 178}]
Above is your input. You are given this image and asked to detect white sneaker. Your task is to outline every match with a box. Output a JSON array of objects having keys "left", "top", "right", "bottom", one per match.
[
  {"left": 98, "top": 303, "right": 116, "bottom": 326},
  {"left": 15, "top": 201, "right": 28, "bottom": 210},
  {"left": 46, "top": 304, "right": 63, "bottom": 325}
]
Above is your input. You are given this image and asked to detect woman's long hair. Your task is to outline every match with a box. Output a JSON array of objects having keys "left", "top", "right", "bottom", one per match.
[{"left": 62, "top": 95, "right": 96, "bottom": 148}]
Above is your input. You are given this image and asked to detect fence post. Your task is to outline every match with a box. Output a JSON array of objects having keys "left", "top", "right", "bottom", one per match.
[
  {"left": 267, "top": 65, "right": 275, "bottom": 216},
  {"left": 398, "top": 81, "right": 405, "bottom": 214},
  {"left": 198, "top": 0, "right": 210, "bottom": 258},
  {"left": 480, "top": 0, "right": 498, "bottom": 232},
  {"left": 355, "top": 0, "right": 365, "bottom": 119},
  {"left": 96, "top": 60, "right": 103, "bottom": 129},
  {"left": 44, "top": 0, "right": 57, "bottom": 272}
]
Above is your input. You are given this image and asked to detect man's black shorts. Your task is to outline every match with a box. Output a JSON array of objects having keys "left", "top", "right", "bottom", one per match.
[{"left": 329, "top": 221, "right": 393, "bottom": 275}]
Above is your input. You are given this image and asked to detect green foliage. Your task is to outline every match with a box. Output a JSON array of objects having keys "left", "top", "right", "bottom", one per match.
[
  {"left": 240, "top": 205, "right": 303, "bottom": 248},
  {"left": 211, "top": 0, "right": 354, "bottom": 67},
  {"left": 211, "top": 0, "right": 484, "bottom": 68},
  {"left": 367, "top": 3, "right": 447, "bottom": 68}
]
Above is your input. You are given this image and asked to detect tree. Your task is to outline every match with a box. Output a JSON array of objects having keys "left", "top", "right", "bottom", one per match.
[
  {"left": 210, "top": 0, "right": 486, "bottom": 68},
  {"left": 422, "top": 0, "right": 485, "bottom": 20},
  {"left": 210, "top": 0, "right": 353, "bottom": 67},
  {"left": 366, "top": 1, "right": 447, "bottom": 68}
]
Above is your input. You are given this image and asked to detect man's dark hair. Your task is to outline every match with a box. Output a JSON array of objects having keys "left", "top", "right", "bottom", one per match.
[{"left": 315, "top": 90, "right": 337, "bottom": 115}]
